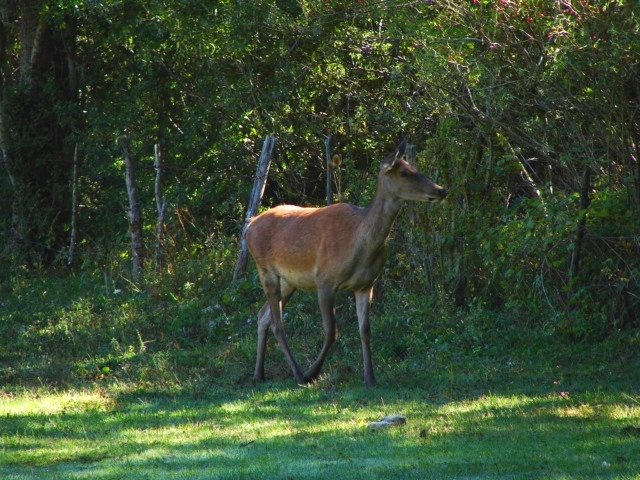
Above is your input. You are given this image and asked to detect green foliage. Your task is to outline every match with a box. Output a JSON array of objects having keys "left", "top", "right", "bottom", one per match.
[{"left": 0, "top": 1, "right": 638, "bottom": 348}]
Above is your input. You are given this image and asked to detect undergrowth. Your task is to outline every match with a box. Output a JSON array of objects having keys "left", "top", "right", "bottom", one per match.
[{"left": 1, "top": 252, "right": 638, "bottom": 396}]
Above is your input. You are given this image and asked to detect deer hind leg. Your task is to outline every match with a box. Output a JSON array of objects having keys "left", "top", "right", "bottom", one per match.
[
  {"left": 303, "top": 285, "right": 337, "bottom": 383},
  {"left": 253, "top": 301, "right": 272, "bottom": 382},
  {"left": 355, "top": 288, "right": 377, "bottom": 387},
  {"left": 254, "top": 272, "right": 303, "bottom": 384}
]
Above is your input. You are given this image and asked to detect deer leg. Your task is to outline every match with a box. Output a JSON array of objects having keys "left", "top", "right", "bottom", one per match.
[
  {"left": 254, "top": 283, "right": 296, "bottom": 382},
  {"left": 355, "top": 288, "right": 377, "bottom": 386},
  {"left": 303, "top": 286, "right": 337, "bottom": 382},
  {"left": 253, "top": 272, "right": 302, "bottom": 382},
  {"left": 256, "top": 274, "right": 304, "bottom": 384},
  {"left": 253, "top": 301, "right": 271, "bottom": 382}
]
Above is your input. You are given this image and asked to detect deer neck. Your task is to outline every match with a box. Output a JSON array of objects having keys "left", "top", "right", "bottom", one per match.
[{"left": 358, "top": 185, "right": 403, "bottom": 251}]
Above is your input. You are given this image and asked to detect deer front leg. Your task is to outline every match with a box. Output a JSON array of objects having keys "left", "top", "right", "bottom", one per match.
[
  {"left": 355, "top": 288, "right": 376, "bottom": 386},
  {"left": 303, "top": 285, "right": 337, "bottom": 383}
]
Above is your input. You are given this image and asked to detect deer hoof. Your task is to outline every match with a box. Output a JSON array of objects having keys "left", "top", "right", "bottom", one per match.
[{"left": 302, "top": 370, "right": 320, "bottom": 384}]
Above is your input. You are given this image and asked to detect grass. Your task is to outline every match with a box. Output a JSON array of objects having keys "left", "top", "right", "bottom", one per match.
[
  {"left": 1, "top": 267, "right": 640, "bottom": 478},
  {"left": 1, "top": 379, "right": 639, "bottom": 479}
]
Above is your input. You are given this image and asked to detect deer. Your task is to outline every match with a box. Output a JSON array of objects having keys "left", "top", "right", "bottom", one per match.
[{"left": 245, "top": 137, "right": 447, "bottom": 386}]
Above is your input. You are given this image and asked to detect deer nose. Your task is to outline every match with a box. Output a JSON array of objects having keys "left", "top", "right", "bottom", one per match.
[{"left": 438, "top": 187, "right": 448, "bottom": 198}]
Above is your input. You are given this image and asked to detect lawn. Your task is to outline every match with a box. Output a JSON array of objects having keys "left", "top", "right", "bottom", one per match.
[
  {"left": 1, "top": 272, "right": 639, "bottom": 478},
  {"left": 1, "top": 379, "right": 639, "bottom": 479}
]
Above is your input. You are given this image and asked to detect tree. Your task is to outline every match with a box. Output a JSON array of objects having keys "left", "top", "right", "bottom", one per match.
[
  {"left": 1, "top": 0, "right": 81, "bottom": 264},
  {"left": 0, "top": 0, "right": 637, "bottom": 336}
]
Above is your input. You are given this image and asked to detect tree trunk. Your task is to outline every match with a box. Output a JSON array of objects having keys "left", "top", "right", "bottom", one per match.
[
  {"left": 0, "top": 3, "right": 80, "bottom": 262},
  {"left": 0, "top": 1, "right": 42, "bottom": 255},
  {"left": 233, "top": 135, "right": 276, "bottom": 281},
  {"left": 18, "top": 5, "right": 45, "bottom": 92},
  {"left": 68, "top": 144, "right": 80, "bottom": 266},
  {"left": 154, "top": 143, "right": 167, "bottom": 270},
  {"left": 0, "top": 102, "right": 26, "bottom": 255},
  {"left": 568, "top": 168, "right": 591, "bottom": 290},
  {"left": 119, "top": 135, "right": 144, "bottom": 278}
]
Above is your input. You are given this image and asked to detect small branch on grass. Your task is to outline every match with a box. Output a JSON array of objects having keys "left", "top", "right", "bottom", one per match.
[{"left": 622, "top": 393, "right": 640, "bottom": 406}]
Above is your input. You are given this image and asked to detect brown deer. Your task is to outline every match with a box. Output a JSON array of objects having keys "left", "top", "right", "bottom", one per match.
[{"left": 245, "top": 137, "right": 447, "bottom": 386}]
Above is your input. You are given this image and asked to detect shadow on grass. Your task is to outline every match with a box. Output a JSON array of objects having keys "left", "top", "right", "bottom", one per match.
[{"left": 1, "top": 379, "right": 639, "bottom": 479}]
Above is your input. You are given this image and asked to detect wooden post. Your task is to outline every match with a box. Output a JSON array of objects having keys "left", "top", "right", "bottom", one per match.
[
  {"left": 405, "top": 144, "right": 417, "bottom": 225},
  {"left": 233, "top": 135, "right": 276, "bottom": 281},
  {"left": 118, "top": 135, "right": 144, "bottom": 278},
  {"left": 325, "top": 134, "right": 334, "bottom": 206},
  {"left": 68, "top": 143, "right": 80, "bottom": 266},
  {"left": 154, "top": 143, "right": 167, "bottom": 270},
  {"left": 568, "top": 168, "right": 591, "bottom": 290}
]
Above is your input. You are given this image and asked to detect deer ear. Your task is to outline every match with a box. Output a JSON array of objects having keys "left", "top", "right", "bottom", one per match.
[
  {"left": 381, "top": 154, "right": 396, "bottom": 173},
  {"left": 381, "top": 136, "right": 408, "bottom": 173},
  {"left": 396, "top": 136, "right": 407, "bottom": 157}
]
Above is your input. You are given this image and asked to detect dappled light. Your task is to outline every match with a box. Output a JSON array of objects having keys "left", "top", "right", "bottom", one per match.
[{"left": 1, "top": 387, "right": 639, "bottom": 478}]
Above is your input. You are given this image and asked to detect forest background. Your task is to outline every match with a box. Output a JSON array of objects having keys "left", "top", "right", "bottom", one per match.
[{"left": 0, "top": 0, "right": 638, "bottom": 389}]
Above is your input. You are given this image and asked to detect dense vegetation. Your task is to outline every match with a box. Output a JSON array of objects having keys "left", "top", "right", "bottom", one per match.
[{"left": 0, "top": 0, "right": 638, "bottom": 389}]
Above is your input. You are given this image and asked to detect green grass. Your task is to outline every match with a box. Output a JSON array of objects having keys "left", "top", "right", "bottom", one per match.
[
  {"left": 1, "top": 382, "right": 639, "bottom": 479},
  {"left": 1, "top": 268, "right": 639, "bottom": 478}
]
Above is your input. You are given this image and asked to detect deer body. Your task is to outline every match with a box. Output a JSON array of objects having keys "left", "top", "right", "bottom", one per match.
[
  {"left": 245, "top": 138, "right": 446, "bottom": 386},
  {"left": 249, "top": 203, "right": 389, "bottom": 292}
]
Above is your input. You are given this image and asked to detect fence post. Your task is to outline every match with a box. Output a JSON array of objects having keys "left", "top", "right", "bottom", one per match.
[
  {"left": 405, "top": 144, "right": 417, "bottom": 225},
  {"left": 154, "top": 143, "right": 167, "bottom": 270},
  {"left": 68, "top": 144, "right": 80, "bottom": 266},
  {"left": 233, "top": 135, "right": 277, "bottom": 281},
  {"left": 118, "top": 135, "right": 144, "bottom": 279},
  {"left": 325, "top": 134, "right": 334, "bottom": 205}
]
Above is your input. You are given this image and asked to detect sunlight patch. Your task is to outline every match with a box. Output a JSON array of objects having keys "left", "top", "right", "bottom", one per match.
[{"left": 0, "top": 390, "right": 114, "bottom": 416}]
